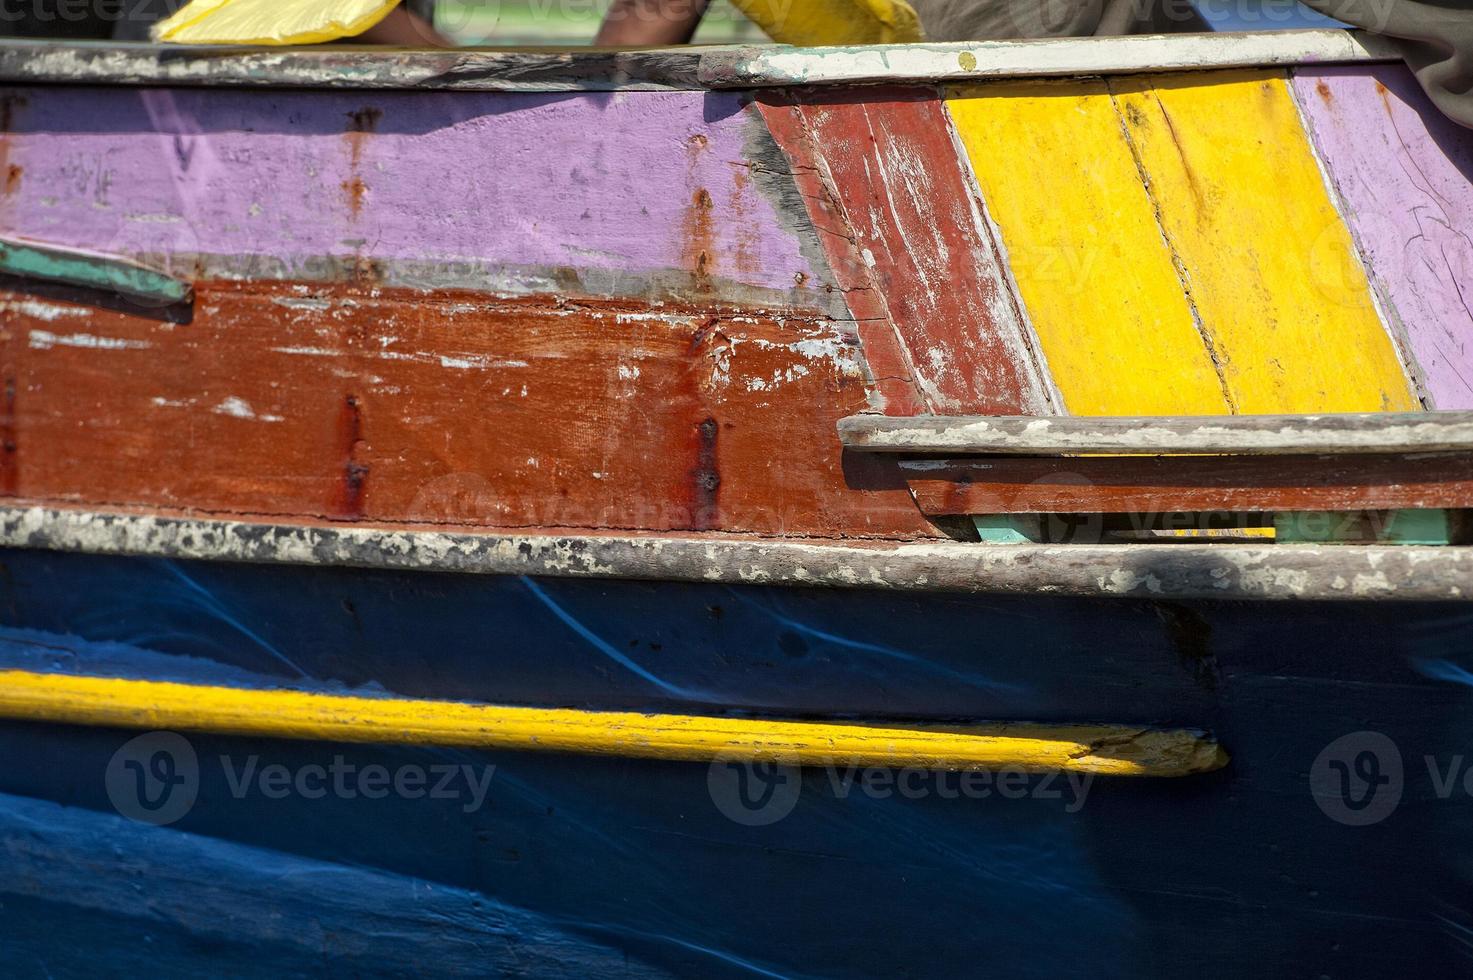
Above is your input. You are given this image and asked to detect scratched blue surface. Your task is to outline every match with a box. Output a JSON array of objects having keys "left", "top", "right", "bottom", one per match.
[{"left": 0, "top": 548, "right": 1471, "bottom": 977}]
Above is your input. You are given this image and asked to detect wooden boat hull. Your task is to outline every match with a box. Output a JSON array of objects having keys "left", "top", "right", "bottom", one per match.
[
  {"left": 1, "top": 544, "right": 1472, "bottom": 976},
  {"left": 3, "top": 32, "right": 1473, "bottom": 976}
]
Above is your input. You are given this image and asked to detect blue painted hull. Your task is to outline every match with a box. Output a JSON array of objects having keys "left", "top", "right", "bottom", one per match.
[{"left": 1, "top": 548, "right": 1471, "bottom": 977}]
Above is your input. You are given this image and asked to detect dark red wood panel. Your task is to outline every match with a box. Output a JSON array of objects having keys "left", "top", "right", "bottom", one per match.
[
  {"left": 757, "top": 89, "right": 1055, "bottom": 417},
  {"left": 907, "top": 454, "right": 1473, "bottom": 515},
  {"left": 0, "top": 282, "right": 939, "bottom": 540}
]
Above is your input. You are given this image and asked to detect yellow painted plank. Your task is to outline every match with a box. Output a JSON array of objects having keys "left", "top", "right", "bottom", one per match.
[
  {"left": 946, "top": 73, "right": 1417, "bottom": 416},
  {"left": 945, "top": 80, "right": 1231, "bottom": 416},
  {"left": 1110, "top": 72, "right": 1417, "bottom": 413},
  {"left": 0, "top": 670, "right": 1227, "bottom": 776}
]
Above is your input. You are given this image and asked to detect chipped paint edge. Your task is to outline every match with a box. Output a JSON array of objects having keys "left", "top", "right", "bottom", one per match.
[
  {"left": 1, "top": 504, "right": 1468, "bottom": 601},
  {"left": 0, "top": 32, "right": 1397, "bottom": 94},
  {"left": 699, "top": 31, "right": 1399, "bottom": 89},
  {"left": 838, "top": 412, "right": 1473, "bottom": 454}
]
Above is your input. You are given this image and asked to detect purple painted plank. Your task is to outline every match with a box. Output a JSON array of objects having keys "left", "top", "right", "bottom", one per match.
[
  {"left": 0, "top": 88, "right": 834, "bottom": 307},
  {"left": 1294, "top": 66, "right": 1473, "bottom": 409}
]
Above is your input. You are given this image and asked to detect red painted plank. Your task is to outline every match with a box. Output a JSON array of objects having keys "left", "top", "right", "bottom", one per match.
[
  {"left": 757, "top": 89, "right": 1055, "bottom": 417},
  {"left": 905, "top": 454, "right": 1473, "bottom": 515},
  {"left": 0, "top": 282, "right": 940, "bottom": 540},
  {"left": 754, "top": 99, "right": 928, "bottom": 417}
]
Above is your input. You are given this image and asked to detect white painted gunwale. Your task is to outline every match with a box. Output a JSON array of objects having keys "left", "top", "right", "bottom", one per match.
[
  {"left": 699, "top": 29, "right": 1397, "bottom": 88},
  {"left": 1, "top": 504, "right": 1468, "bottom": 601},
  {"left": 0, "top": 30, "right": 1398, "bottom": 92}
]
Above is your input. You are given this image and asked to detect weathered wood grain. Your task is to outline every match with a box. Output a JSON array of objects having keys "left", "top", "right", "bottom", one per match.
[
  {"left": 752, "top": 97, "right": 928, "bottom": 415},
  {"left": 0, "top": 86, "right": 844, "bottom": 314},
  {"left": 946, "top": 72, "right": 1419, "bottom": 417},
  {"left": 0, "top": 282, "right": 935, "bottom": 539},
  {"left": 839, "top": 411, "right": 1473, "bottom": 454},
  {"left": 1110, "top": 71, "right": 1418, "bottom": 413},
  {"left": 1293, "top": 65, "right": 1473, "bottom": 409},
  {"left": 902, "top": 453, "right": 1473, "bottom": 515},
  {"left": 4, "top": 503, "right": 1471, "bottom": 600},
  {"left": 758, "top": 89, "right": 1054, "bottom": 415}
]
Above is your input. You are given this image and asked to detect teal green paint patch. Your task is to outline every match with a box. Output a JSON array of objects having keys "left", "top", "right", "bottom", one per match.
[
  {"left": 972, "top": 515, "right": 1046, "bottom": 544},
  {"left": 1275, "top": 509, "right": 1456, "bottom": 545},
  {"left": 0, "top": 236, "right": 192, "bottom": 306}
]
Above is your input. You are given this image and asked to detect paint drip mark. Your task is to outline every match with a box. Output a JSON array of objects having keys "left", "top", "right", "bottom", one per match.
[
  {"left": 3, "top": 165, "right": 19, "bottom": 196},
  {"left": 333, "top": 394, "right": 369, "bottom": 519},
  {"left": 687, "top": 188, "right": 714, "bottom": 285},
  {"left": 342, "top": 106, "right": 382, "bottom": 219},
  {"left": 681, "top": 132, "right": 715, "bottom": 290},
  {"left": 0, "top": 377, "right": 16, "bottom": 496},
  {"left": 0, "top": 94, "right": 25, "bottom": 195},
  {"left": 690, "top": 416, "right": 720, "bottom": 530}
]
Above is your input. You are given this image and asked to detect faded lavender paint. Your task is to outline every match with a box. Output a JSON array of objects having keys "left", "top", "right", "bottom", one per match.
[
  {"left": 1294, "top": 66, "right": 1473, "bottom": 409},
  {"left": 0, "top": 88, "right": 829, "bottom": 302}
]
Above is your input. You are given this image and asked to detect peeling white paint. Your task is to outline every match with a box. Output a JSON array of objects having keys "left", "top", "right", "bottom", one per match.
[
  {"left": 0, "top": 505, "right": 1463, "bottom": 602},
  {"left": 212, "top": 396, "right": 283, "bottom": 423},
  {"left": 28, "top": 330, "right": 150, "bottom": 351},
  {"left": 5, "top": 301, "right": 90, "bottom": 323}
]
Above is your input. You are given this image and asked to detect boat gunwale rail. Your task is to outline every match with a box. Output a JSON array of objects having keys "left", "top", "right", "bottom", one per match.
[
  {"left": 1, "top": 503, "right": 1468, "bottom": 602},
  {"left": 838, "top": 411, "right": 1473, "bottom": 456},
  {"left": 0, "top": 30, "right": 1397, "bottom": 93}
]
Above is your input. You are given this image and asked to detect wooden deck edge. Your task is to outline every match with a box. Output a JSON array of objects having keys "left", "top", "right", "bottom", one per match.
[
  {"left": 839, "top": 411, "right": 1473, "bottom": 455},
  {"left": 1, "top": 504, "right": 1469, "bottom": 601},
  {"left": 0, "top": 31, "right": 1396, "bottom": 93}
]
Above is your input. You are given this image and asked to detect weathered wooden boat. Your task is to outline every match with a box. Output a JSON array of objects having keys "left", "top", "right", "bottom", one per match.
[{"left": 3, "top": 27, "right": 1473, "bottom": 976}]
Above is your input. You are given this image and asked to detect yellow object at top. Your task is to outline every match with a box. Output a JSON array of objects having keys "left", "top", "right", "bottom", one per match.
[
  {"left": 153, "top": 0, "right": 401, "bottom": 44},
  {"left": 728, "top": 0, "right": 923, "bottom": 45},
  {"left": 152, "top": 0, "right": 925, "bottom": 46}
]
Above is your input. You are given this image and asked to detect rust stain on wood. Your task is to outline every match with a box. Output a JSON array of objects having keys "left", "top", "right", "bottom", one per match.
[
  {"left": 332, "top": 393, "right": 368, "bottom": 519},
  {"left": 689, "top": 415, "right": 721, "bottom": 530},
  {"left": 684, "top": 187, "right": 715, "bottom": 285},
  {"left": 0, "top": 376, "right": 16, "bottom": 497},
  {"left": 341, "top": 175, "right": 367, "bottom": 219},
  {"left": 342, "top": 106, "right": 382, "bottom": 219},
  {"left": 1, "top": 281, "right": 937, "bottom": 539}
]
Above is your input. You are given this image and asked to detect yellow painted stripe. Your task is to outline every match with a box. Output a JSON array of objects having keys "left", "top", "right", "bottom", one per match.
[
  {"left": 0, "top": 671, "right": 1226, "bottom": 777},
  {"left": 945, "top": 73, "right": 1417, "bottom": 416},
  {"left": 946, "top": 80, "right": 1229, "bottom": 416},
  {"left": 1110, "top": 72, "right": 1416, "bottom": 413}
]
